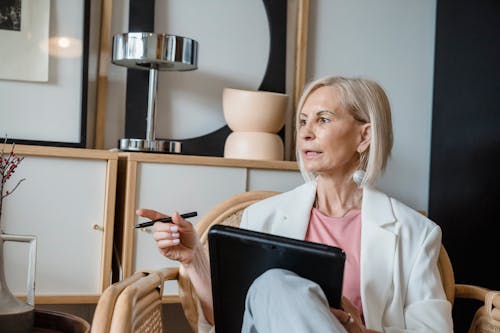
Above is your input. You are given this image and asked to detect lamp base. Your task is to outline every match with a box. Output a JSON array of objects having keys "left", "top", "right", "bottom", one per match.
[{"left": 119, "top": 138, "right": 182, "bottom": 153}]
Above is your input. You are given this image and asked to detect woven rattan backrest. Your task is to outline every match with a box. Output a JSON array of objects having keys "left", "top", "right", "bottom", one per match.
[
  {"left": 109, "top": 270, "right": 166, "bottom": 333},
  {"left": 178, "top": 191, "right": 279, "bottom": 333},
  {"left": 91, "top": 271, "right": 147, "bottom": 333}
]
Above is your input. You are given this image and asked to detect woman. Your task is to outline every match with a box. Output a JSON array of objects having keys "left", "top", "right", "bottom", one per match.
[{"left": 137, "top": 76, "right": 453, "bottom": 332}]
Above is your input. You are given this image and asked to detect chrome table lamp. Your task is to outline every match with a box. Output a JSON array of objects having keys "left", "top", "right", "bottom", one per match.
[{"left": 112, "top": 32, "right": 198, "bottom": 152}]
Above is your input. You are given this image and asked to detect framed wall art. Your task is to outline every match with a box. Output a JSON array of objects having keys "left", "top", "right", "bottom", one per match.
[{"left": 0, "top": 0, "right": 91, "bottom": 148}]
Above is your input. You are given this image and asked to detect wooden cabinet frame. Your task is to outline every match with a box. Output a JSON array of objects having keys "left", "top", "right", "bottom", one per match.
[{"left": 5, "top": 145, "right": 118, "bottom": 304}]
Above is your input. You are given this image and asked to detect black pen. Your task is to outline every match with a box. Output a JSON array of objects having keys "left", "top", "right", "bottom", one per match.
[{"left": 134, "top": 211, "right": 198, "bottom": 228}]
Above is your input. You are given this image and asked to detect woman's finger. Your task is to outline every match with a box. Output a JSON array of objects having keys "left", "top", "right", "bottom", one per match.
[
  {"left": 171, "top": 211, "right": 194, "bottom": 229},
  {"left": 330, "top": 307, "right": 345, "bottom": 318},
  {"left": 152, "top": 230, "right": 180, "bottom": 241},
  {"left": 136, "top": 208, "right": 168, "bottom": 220},
  {"left": 153, "top": 221, "right": 178, "bottom": 233},
  {"left": 157, "top": 238, "right": 180, "bottom": 249},
  {"left": 331, "top": 308, "right": 354, "bottom": 325}
]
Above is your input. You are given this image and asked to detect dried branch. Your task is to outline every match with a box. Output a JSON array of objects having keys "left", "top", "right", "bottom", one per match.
[
  {"left": 1, "top": 137, "right": 6, "bottom": 159},
  {"left": 0, "top": 139, "right": 26, "bottom": 231},
  {"left": 1, "top": 178, "right": 26, "bottom": 199}
]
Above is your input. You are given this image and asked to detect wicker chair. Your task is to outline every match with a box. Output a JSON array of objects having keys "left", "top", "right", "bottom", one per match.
[{"left": 91, "top": 267, "right": 177, "bottom": 333}]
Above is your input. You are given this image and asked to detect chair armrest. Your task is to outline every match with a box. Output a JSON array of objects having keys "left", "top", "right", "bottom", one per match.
[
  {"left": 156, "top": 267, "right": 182, "bottom": 304},
  {"left": 456, "top": 284, "right": 500, "bottom": 321},
  {"left": 455, "top": 284, "right": 490, "bottom": 302},
  {"left": 157, "top": 267, "right": 180, "bottom": 281},
  {"left": 91, "top": 271, "right": 147, "bottom": 333}
]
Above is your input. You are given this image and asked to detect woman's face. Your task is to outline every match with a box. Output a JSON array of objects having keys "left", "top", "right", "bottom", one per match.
[{"left": 297, "top": 86, "right": 369, "bottom": 178}]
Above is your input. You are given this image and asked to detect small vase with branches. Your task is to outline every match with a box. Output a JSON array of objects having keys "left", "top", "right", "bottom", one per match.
[{"left": 0, "top": 139, "right": 36, "bottom": 333}]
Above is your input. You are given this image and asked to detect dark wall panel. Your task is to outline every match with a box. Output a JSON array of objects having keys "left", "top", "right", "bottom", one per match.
[
  {"left": 429, "top": 1, "right": 500, "bottom": 332},
  {"left": 124, "top": 0, "right": 155, "bottom": 139}
]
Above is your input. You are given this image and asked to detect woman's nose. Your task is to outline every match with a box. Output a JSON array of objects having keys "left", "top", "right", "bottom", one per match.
[{"left": 299, "top": 123, "right": 314, "bottom": 140}]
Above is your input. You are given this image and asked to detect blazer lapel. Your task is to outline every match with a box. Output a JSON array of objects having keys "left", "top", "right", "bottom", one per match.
[
  {"left": 271, "top": 181, "right": 317, "bottom": 240},
  {"left": 360, "top": 187, "right": 398, "bottom": 330}
]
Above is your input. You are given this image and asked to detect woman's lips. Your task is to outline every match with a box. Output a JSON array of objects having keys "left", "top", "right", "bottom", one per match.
[{"left": 303, "top": 150, "right": 322, "bottom": 158}]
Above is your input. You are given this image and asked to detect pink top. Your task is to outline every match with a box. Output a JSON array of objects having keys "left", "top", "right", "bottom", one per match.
[{"left": 305, "top": 208, "right": 363, "bottom": 318}]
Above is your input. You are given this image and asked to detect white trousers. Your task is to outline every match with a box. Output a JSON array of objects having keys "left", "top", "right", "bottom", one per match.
[{"left": 241, "top": 268, "right": 348, "bottom": 333}]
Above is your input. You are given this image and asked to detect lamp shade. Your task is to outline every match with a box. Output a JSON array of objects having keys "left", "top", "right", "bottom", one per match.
[{"left": 112, "top": 32, "right": 198, "bottom": 71}]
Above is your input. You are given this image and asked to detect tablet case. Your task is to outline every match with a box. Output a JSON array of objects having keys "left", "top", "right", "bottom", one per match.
[{"left": 208, "top": 224, "right": 346, "bottom": 333}]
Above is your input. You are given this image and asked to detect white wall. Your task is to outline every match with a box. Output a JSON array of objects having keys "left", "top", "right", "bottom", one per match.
[
  {"left": 105, "top": 0, "right": 437, "bottom": 211},
  {"left": 307, "top": 0, "right": 437, "bottom": 210}
]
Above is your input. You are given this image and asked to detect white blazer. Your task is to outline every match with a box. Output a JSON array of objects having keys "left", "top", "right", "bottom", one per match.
[{"left": 238, "top": 181, "right": 453, "bottom": 333}]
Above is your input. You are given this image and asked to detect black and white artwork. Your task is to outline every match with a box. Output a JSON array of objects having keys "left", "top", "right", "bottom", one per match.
[
  {"left": 0, "top": 0, "right": 21, "bottom": 31},
  {"left": 0, "top": 0, "right": 49, "bottom": 82},
  {"left": 0, "top": 0, "right": 92, "bottom": 147}
]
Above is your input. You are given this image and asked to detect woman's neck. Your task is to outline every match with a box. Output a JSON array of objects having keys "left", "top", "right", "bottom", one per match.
[{"left": 315, "top": 174, "right": 363, "bottom": 218}]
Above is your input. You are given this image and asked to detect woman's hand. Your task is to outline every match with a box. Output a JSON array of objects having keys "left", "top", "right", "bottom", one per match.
[
  {"left": 136, "top": 209, "right": 201, "bottom": 265},
  {"left": 330, "top": 297, "right": 380, "bottom": 333},
  {"left": 136, "top": 208, "right": 214, "bottom": 325}
]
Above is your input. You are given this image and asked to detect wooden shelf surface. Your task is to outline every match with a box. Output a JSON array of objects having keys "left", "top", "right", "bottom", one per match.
[{"left": 119, "top": 151, "right": 299, "bottom": 171}]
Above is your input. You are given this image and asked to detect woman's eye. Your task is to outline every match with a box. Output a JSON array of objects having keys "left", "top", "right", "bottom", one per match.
[
  {"left": 319, "top": 117, "right": 330, "bottom": 124},
  {"left": 298, "top": 119, "right": 306, "bottom": 126}
]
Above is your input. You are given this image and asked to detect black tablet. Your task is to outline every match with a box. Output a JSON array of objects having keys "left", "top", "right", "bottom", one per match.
[{"left": 208, "top": 224, "right": 346, "bottom": 333}]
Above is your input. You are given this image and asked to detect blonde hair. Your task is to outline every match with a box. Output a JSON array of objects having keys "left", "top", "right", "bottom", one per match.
[{"left": 296, "top": 76, "right": 393, "bottom": 186}]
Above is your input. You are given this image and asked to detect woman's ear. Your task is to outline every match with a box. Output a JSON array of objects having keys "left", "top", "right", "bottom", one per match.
[{"left": 357, "top": 123, "right": 371, "bottom": 153}]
